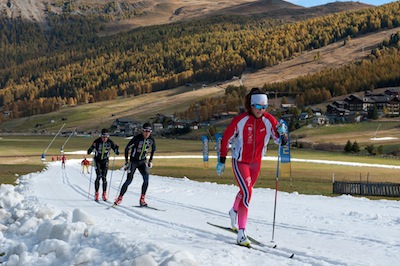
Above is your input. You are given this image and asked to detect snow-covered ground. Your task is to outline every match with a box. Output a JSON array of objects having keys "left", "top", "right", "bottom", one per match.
[{"left": 1, "top": 156, "right": 399, "bottom": 265}]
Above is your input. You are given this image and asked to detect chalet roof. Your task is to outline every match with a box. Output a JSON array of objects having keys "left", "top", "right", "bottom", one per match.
[
  {"left": 385, "top": 87, "right": 400, "bottom": 93},
  {"left": 388, "top": 96, "right": 400, "bottom": 103},
  {"left": 366, "top": 93, "right": 386, "bottom": 97},
  {"left": 333, "top": 100, "right": 347, "bottom": 105},
  {"left": 114, "top": 118, "right": 134, "bottom": 123},
  {"left": 328, "top": 105, "right": 349, "bottom": 112},
  {"left": 346, "top": 94, "right": 374, "bottom": 103},
  {"left": 299, "top": 113, "right": 309, "bottom": 119},
  {"left": 370, "top": 95, "right": 391, "bottom": 103}
]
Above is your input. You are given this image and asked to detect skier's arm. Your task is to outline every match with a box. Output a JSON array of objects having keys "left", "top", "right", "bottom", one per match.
[
  {"left": 266, "top": 113, "right": 283, "bottom": 145},
  {"left": 124, "top": 137, "right": 136, "bottom": 163},
  {"left": 87, "top": 141, "right": 96, "bottom": 155},
  {"left": 219, "top": 117, "right": 238, "bottom": 162},
  {"left": 216, "top": 118, "right": 237, "bottom": 176},
  {"left": 148, "top": 137, "right": 156, "bottom": 163},
  {"left": 110, "top": 139, "right": 119, "bottom": 155}
]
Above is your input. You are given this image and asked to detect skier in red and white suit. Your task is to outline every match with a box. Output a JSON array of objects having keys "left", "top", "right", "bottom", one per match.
[{"left": 216, "top": 87, "right": 288, "bottom": 246}]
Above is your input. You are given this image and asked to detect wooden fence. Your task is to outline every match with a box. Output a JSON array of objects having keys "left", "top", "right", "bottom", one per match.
[{"left": 333, "top": 181, "right": 400, "bottom": 197}]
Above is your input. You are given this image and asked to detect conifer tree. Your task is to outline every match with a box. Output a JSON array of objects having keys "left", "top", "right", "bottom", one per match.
[{"left": 344, "top": 140, "right": 352, "bottom": 153}]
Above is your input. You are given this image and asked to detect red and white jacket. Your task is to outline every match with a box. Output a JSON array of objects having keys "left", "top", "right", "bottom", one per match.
[{"left": 220, "top": 111, "right": 280, "bottom": 164}]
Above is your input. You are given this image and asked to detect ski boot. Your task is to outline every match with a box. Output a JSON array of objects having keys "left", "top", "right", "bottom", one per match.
[
  {"left": 229, "top": 208, "right": 238, "bottom": 231},
  {"left": 114, "top": 195, "right": 123, "bottom": 206},
  {"left": 94, "top": 192, "right": 99, "bottom": 202},
  {"left": 237, "top": 229, "right": 251, "bottom": 247},
  {"left": 139, "top": 194, "right": 147, "bottom": 206}
]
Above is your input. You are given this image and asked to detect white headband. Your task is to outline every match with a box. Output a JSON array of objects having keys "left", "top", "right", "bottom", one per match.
[{"left": 251, "top": 94, "right": 268, "bottom": 106}]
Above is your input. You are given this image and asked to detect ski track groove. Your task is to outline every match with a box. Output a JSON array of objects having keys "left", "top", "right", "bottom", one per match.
[
  {"left": 61, "top": 169, "right": 242, "bottom": 248},
  {"left": 54, "top": 164, "right": 354, "bottom": 265},
  {"left": 250, "top": 214, "right": 393, "bottom": 250}
]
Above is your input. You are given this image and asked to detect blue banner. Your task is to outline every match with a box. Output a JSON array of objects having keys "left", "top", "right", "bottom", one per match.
[
  {"left": 202, "top": 135, "right": 209, "bottom": 162},
  {"left": 278, "top": 120, "right": 291, "bottom": 177},
  {"left": 215, "top": 133, "right": 222, "bottom": 161}
]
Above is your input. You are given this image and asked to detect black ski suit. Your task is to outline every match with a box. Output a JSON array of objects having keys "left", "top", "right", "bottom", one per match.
[
  {"left": 119, "top": 133, "right": 156, "bottom": 197},
  {"left": 87, "top": 137, "right": 119, "bottom": 193}
]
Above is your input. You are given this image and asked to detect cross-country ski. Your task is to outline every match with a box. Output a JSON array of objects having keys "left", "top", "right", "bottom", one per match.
[
  {"left": 133, "top": 205, "right": 166, "bottom": 211},
  {"left": 207, "top": 222, "right": 295, "bottom": 258}
]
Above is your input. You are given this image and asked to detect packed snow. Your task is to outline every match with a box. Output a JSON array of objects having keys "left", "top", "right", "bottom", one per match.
[{"left": 1, "top": 155, "right": 399, "bottom": 266}]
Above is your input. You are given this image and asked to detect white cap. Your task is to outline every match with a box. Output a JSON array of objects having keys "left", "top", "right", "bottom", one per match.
[{"left": 251, "top": 94, "right": 268, "bottom": 106}]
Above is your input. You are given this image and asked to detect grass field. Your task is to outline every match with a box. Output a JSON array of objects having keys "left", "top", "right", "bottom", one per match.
[
  {"left": 0, "top": 85, "right": 224, "bottom": 133},
  {"left": 1, "top": 134, "right": 399, "bottom": 200}
]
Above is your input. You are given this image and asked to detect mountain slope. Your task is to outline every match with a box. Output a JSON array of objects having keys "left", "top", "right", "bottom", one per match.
[
  {"left": 101, "top": 0, "right": 373, "bottom": 35},
  {"left": 0, "top": 0, "right": 373, "bottom": 35},
  {"left": 1, "top": 25, "right": 398, "bottom": 132},
  {"left": 238, "top": 27, "right": 400, "bottom": 93},
  {"left": 0, "top": 0, "right": 396, "bottom": 132}
]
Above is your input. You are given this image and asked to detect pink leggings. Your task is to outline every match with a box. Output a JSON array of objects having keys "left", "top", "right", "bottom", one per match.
[{"left": 231, "top": 159, "right": 261, "bottom": 229}]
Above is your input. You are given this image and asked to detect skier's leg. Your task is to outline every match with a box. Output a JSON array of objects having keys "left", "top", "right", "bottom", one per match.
[
  {"left": 138, "top": 163, "right": 150, "bottom": 195},
  {"left": 119, "top": 170, "right": 134, "bottom": 197},
  {"left": 233, "top": 160, "right": 252, "bottom": 230}
]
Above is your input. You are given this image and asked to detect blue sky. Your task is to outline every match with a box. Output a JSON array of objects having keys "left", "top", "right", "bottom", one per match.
[{"left": 284, "top": 0, "right": 396, "bottom": 8}]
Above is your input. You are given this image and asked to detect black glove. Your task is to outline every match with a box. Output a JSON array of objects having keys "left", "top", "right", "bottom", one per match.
[
  {"left": 216, "top": 156, "right": 226, "bottom": 176},
  {"left": 114, "top": 146, "right": 119, "bottom": 155},
  {"left": 281, "top": 134, "right": 288, "bottom": 146},
  {"left": 87, "top": 148, "right": 92, "bottom": 155},
  {"left": 123, "top": 162, "right": 130, "bottom": 171}
]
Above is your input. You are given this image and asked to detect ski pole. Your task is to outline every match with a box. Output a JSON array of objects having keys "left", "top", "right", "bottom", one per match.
[
  {"left": 87, "top": 157, "right": 94, "bottom": 200},
  {"left": 107, "top": 153, "right": 116, "bottom": 199},
  {"left": 271, "top": 138, "right": 281, "bottom": 243},
  {"left": 114, "top": 169, "right": 126, "bottom": 201},
  {"left": 116, "top": 169, "right": 126, "bottom": 192}
]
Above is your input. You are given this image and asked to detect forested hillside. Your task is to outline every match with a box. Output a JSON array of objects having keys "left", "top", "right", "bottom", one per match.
[{"left": 0, "top": 2, "right": 399, "bottom": 123}]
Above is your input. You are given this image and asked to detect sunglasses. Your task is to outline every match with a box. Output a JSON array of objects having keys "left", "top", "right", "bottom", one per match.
[
  {"left": 252, "top": 104, "right": 268, "bottom": 110},
  {"left": 143, "top": 129, "right": 152, "bottom": 133}
]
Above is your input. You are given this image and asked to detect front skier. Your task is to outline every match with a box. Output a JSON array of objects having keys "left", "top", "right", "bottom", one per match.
[
  {"left": 114, "top": 122, "right": 156, "bottom": 206},
  {"left": 216, "top": 88, "right": 288, "bottom": 247}
]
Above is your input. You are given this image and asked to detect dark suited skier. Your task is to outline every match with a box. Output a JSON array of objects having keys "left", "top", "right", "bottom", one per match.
[
  {"left": 87, "top": 128, "right": 119, "bottom": 201},
  {"left": 114, "top": 123, "right": 156, "bottom": 206}
]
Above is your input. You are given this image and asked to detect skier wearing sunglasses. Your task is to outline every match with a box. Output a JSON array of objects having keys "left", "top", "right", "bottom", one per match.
[
  {"left": 114, "top": 122, "right": 156, "bottom": 207},
  {"left": 216, "top": 87, "right": 288, "bottom": 247}
]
